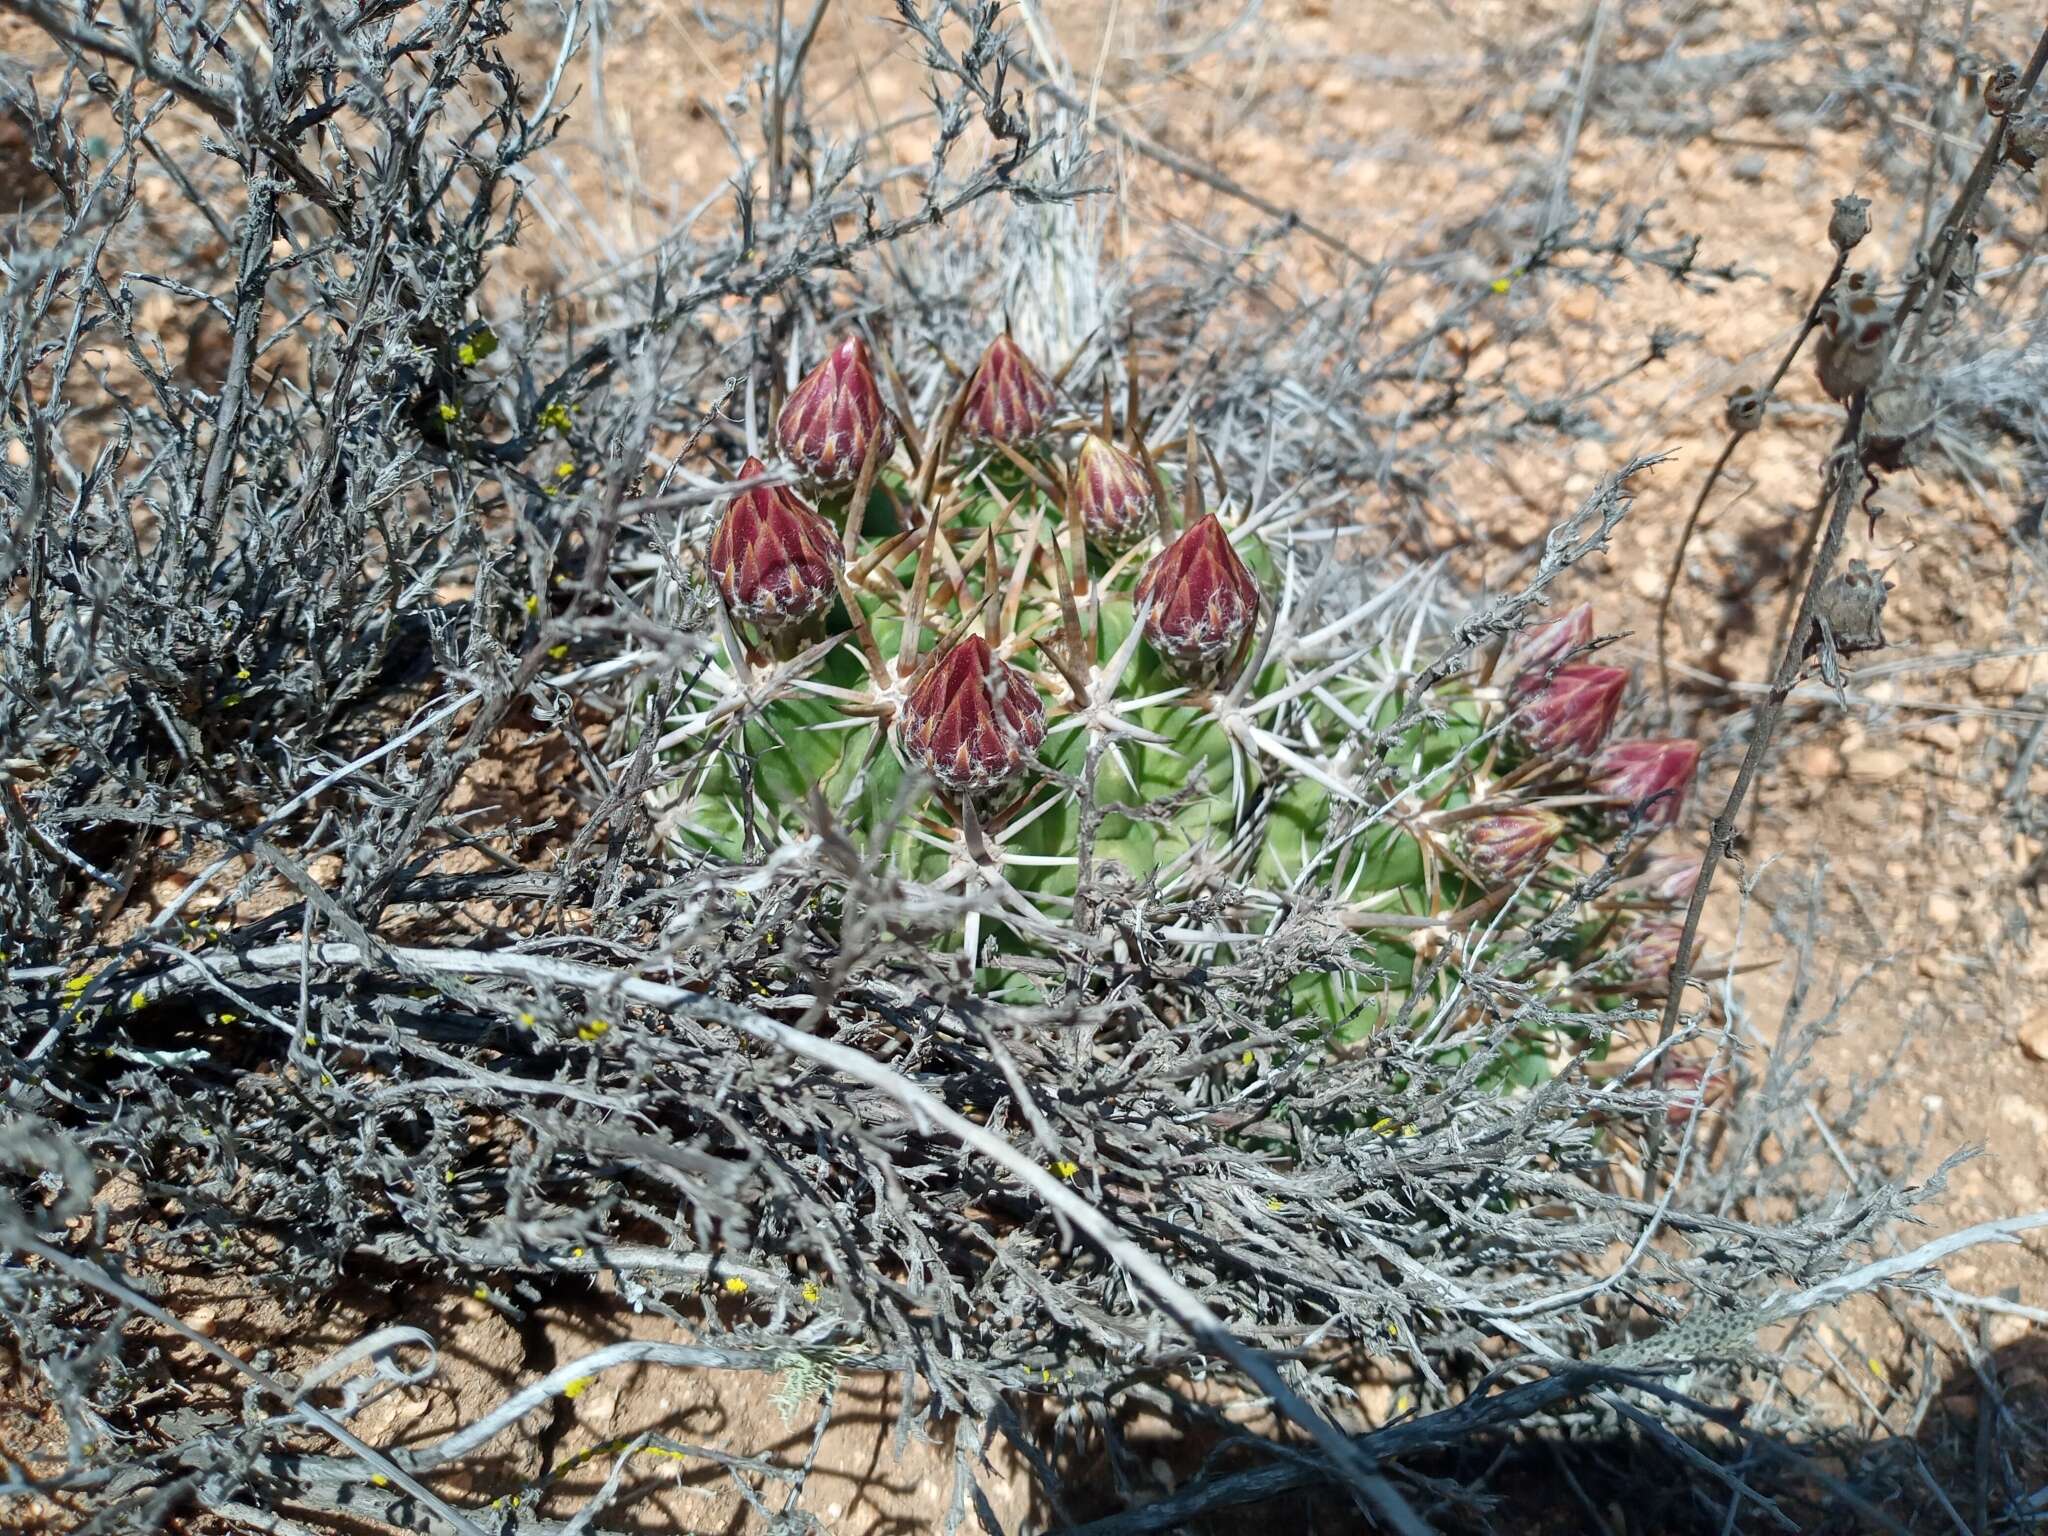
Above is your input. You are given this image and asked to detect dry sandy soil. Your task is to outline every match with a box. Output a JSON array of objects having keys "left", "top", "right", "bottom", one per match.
[{"left": 7, "top": 0, "right": 2048, "bottom": 1531}]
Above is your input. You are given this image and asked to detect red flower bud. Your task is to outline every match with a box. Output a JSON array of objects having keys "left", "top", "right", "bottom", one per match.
[
  {"left": 776, "top": 334, "right": 895, "bottom": 484},
  {"left": 1660, "top": 1059, "right": 1708, "bottom": 1128},
  {"left": 708, "top": 458, "right": 841, "bottom": 629},
  {"left": 1592, "top": 737, "right": 1702, "bottom": 828},
  {"left": 1510, "top": 664, "right": 1628, "bottom": 757},
  {"left": 899, "top": 635, "right": 1047, "bottom": 795},
  {"left": 1503, "top": 604, "right": 1595, "bottom": 691},
  {"left": 1624, "top": 918, "right": 1685, "bottom": 985},
  {"left": 960, "top": 334, "right": 1057, "bottom": 444},
  {"left": 1133, "top": 514, "right": 1261, "bottom": 682},
  {"left": 1662, "top": 1058, "right": 1736, "bottom": 1129},
  {"left": 1455, "top": 809, "right": 1566, "bottom": 885},
  {"left": 1073, "top": 434, "right": 1157, "bottom": 551}
]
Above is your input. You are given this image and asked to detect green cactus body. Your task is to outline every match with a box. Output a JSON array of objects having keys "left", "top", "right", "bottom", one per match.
[{"left": 659, "top": 340, "right": 1699, "bottom": 1074}]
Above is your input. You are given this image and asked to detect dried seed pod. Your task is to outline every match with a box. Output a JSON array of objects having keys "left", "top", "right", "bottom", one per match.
[
  {"left": 707, "top": 458, "right": 842, "bottom": 629},
  {"left": 1591, "top": 737, "right": 1702, "bottom": 829},
  {"left": 899, "top": 635, "right": 1047, "bottom": 796},
  {"left": 2008, "top": 111, "right": 2048, "bottom": 171},
  {"left": 776, "top": 334, "right": 895, "bottom": 485},
  {"left": 1815, "top": 277, "right": 1892, "bottom": 402},
  {"left": 960, "top": 334, "right": 1058, "bottom": 445},
  {"left": 1072, "top": 434, "right": 1157, "bottom": 551},
  {"left": 1502, "top": 604, "right": 1595, "bottom": 691},
  {"left": 1455, "top": 809, "right": 1567, "bottom": 885},
  {"left": 1863, "top": 378, "right": 1935, "bottom": 473},
  {"left": 1807, "top": 558, "right": 1892, "bottom": 688},
  {"left": 1511, "top": 664, "right": 1628, "bottom": 758},
  {"left": 1983, "top": 61, "right": 2023, "bottom": 118},
  {"left": 1134, "top": 514, "right": 1261, "bottom": 683},
  {"left": 1827, "top": 194, "right": 1871, "bottom": 254},
  {"left": 1723, "top": 384, "right": 1767, "bottom": 435}
]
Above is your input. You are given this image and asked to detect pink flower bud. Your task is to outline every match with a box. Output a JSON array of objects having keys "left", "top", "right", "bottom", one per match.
[
  {"left": 1624, "top": 918, "right": 1685, "bottom": 985},
  {"left": 1510, "top": 664, "right": 1628, "bottom": 757},
  {"left": 960, "top": 334, "right": 1057, "bottom": 444},
  {"left": 1503, "top": 604, "right": 1595, "bottom": 691},
  {"left": 707, "top": 458, "right": 840, "bottom": 629},
  {"left": 1133, "top": 514, "right": 1261, "bottom": 682},
  {"left": 1454, "top": 809, "right": 1566, "bottom": 885},
  {"left": 1628, "top": 856, "right": 1701, "bottom": 905},
  {"left": 1661, "top": 1060, "right": 1708, "bottom": 1128},
  {"left": 775, "top": 334, "right": 895, "bottom": 484},
  {"left": 1072, "top": 434, "right": 1157, "bottom": 551},
  {"left": 1592, "top": 737, "right": 1702, "bottom": 828},
  {"left": 899, "top": 635, "right": 1047, "bottom": 795}
]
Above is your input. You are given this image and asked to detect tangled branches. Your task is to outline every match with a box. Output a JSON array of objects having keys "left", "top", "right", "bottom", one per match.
[{"left": 3, "top": 1, "right": 2043, "bottom": 1533}]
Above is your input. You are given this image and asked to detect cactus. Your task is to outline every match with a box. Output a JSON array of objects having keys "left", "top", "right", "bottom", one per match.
[{"left": 654, "top": 333, "right": 1703, "bottom": 1079}]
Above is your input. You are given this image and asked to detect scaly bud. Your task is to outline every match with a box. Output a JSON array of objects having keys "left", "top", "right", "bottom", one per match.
[
  {"left": 960, "top": 334, "right": 1057, "bottom": 444},
  {"left": 1455, "top": 809, "right": 1566, "bottom": 885},
  {"left": 1510, "top": 664, "right": 1627, "bottom": 757},
  {"left": 1073, "top": 434, "right": 1157, "bottom": 551},
  {"left": 1133, "top": 514, "right": 1261, "bottom": 683},
  {"left": 1592, "top": 737, "right": 1701, "bottom": 828},
  {"left": 1502, "top": 604, "right": 1595, "bottom": 692},
  {"left": 1624, "top": 918, "right": 1685, "bottom": 985},
  {"left": 1662, "top": 1056, "right": 1728, "bottom": 1130},
  {"left": 708, "top": 459, "right": 841, "bottom": 629},
  {"left": 776, "top": 334, "right": 895, "bottom": 484},
  {"left": 899, "top": 635, "right": 1047, "bottom": 796}
]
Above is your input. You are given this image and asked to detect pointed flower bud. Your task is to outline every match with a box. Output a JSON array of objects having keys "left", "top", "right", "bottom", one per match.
[
  {"left": 1502, "top": 604, "right": 1594, "bottom": 691},
  {"left": 1626, "top": 855, "right": 1701, "bottom": 905},
  {"left": 900, "top": 635, "right": 1047, "bottom": 796},
  {"left": 1073, "top": 434, "right": 1157, "bottom": 551},
  {"left": 1133, "top": 514, "right": 1261, "bottom": 682},
  {"left": 1510, "top": 664, "right": 1627, "bottom": 757},
  {"left": 708, "top": 459, "right": 840, "bottom": 629},
  {"left": 1592, "top": 737, "right": 1702, "bottom": 828},
  {"left": 1665, "top": 1058, "right": 1735, "bottom": 1129},
  {"left": 776, "top": 334, "right": 895, "bottom": 484},
  {"left": 1455, "top": 809, "right": 1566, "bottom": 885},
  {"left": 1624, "top": 918, "right": 1685, "bottom": 985},
  {"left": 960, "top": 334, "right": 1057, "bottom": 444}
]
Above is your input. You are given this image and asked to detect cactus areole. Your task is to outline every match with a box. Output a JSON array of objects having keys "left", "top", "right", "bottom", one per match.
[{"left": 661, "top": 332, "right": 1705, "bottom": 1067}]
